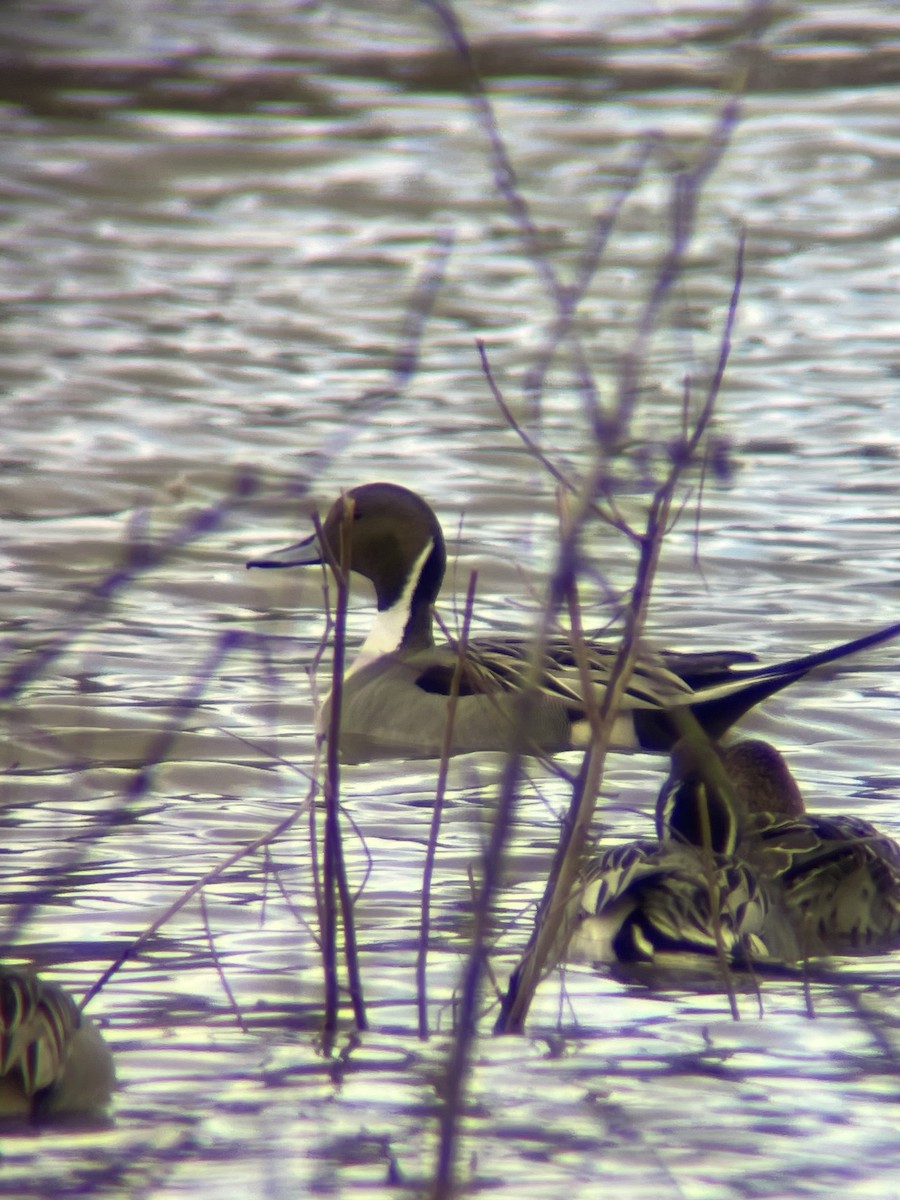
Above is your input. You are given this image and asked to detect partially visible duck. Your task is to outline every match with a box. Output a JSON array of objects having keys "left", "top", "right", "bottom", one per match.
[
  {"left": 723, "top": 739, "right": 900, "bottom": 955},
  {"left": 659, "top": 738, "right": 900, "bottom": 956},
  {"left": 0, "top": 967, "right": 115, "bottom": 1122},
  {"left": 248, "top": 482, "right": 900, "bottom": 763},
  {"left": 569, "top": 837, "right": 797, "bottom": 969}
]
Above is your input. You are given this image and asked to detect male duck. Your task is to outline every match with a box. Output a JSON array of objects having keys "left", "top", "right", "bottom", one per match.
[
  {"left": 0, "top": 966, "right": 115, "bottom": 1122},
  {"left": 247, "top": 482, "right": 900, "bottom": 763},
  {"left": 659, "top": 738, "right": 900, "bottom": 956}
]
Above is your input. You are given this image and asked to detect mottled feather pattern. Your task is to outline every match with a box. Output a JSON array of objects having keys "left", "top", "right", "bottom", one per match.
[
  {"left": 0, "top": 971, "right": 80, "bottom": 1097},
  {"left": 579, "top": 840, "right": 661, "bottom": 911},
  {"left": 743, "top": 810, "right": 900, "bottom": 951},
  {"left": 625, "top": 857, "right": 769, "bottom": 961},
  {"left": 663, "top": 739, "right": 900, "bottom": 956},
  {"left": 436, "top": 634, "right": 699, "bottom": 710},
  {"left": 577, "top": 838, "right": 777, "bottom": 964}
]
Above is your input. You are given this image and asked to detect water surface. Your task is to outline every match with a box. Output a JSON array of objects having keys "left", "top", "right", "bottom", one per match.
[{"left": 2, "top": 2, "right": 900, "bottom": 1196}]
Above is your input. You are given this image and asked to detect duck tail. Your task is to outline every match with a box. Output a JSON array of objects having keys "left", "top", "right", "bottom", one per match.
[
  {"left": 697, "top": 619, "right": 900, "bottom": 738},
  {"left": 689, "top": 669, "right": 809, "bottom": 741},
  {"left": 737, "top": 618, "right": 900, "bottom": 683},
  {"left": 634, "top": 619, "right": 900, "bottom": 751}
]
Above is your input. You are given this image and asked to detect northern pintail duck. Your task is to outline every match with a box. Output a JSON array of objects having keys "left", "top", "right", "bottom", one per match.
[
  {"left": 659, "top": 738, "right": 900, "bottom": 956},
  {"left": 247, "top": 483, "right": 900, "bottom": 763},
  {"left": 568, "top": 748, "right": 798, "bottom": 968},
  {"left": 0, "top": 967, "right": 115, "bottom": 1122}
]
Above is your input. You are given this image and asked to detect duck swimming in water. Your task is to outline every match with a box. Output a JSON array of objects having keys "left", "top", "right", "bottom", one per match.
[
  {"left": 248, "top": 483, "right": 900, "bottom": 763},
  {"left": 659, "top": 738, "right": 900, "bottom": 956}
]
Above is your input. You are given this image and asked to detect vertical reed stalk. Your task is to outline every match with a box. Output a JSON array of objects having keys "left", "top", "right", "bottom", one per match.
[
  {"left": 417, "top": 570, "right": 478, "bottom": 1040},
  {"left": 693, "top": 773, "right": 741, "bottom": 1020},
  {"left": 320, "top": 499, "right": 368, "bottom": 1033},
  {"left": 418, "top": 3, "right": 748, "bottom": 1190},
  {"left": 429, "top": 704, "right": 534, "bottom": 1200}
]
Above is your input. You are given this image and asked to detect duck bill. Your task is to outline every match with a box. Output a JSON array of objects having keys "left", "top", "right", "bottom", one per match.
[{"left": 246, "top": 532, "right": 323, "bottom": 570}]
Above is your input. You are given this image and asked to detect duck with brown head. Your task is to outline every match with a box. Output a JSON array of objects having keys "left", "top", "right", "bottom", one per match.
[
  {"left": 248, "top": 483, "right": 900, "bottom": 764},
  {"left": 659, "top": 737, "right": 900, "bottom": 956}
]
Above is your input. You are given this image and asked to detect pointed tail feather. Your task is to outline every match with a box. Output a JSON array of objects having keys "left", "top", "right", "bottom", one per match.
[
  {"left": 635, "top": 619, "right": 900, "bottom": 751},
  {"left": 730, "top": 618, "right": 900, "bottom": 685},
  {"left": 689, "top": 670, "right": 809, "bottom": 742},
  {"left": 633, "top": 670, "right": 809, "bottom": 750}
]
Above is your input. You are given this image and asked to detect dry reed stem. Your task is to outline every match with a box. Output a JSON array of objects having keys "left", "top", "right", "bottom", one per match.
[
  {"left": 318, "top": 499, "right": 368, "bottom": 1033},
  {"left": 417, "top": 570, "right": 479, "bottom": 1040},
  {"left": 420, "top": 3, "right": 749, "bottom": 1193},
  {"left": 79, "top": 776, "right": 318, "bottom": 1012},
  {"left": 496, "top": 234, "right": 746, "bottom": 1034}
]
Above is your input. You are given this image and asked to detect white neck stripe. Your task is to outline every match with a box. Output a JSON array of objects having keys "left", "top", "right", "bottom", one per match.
[{"left": 347, "top": 537, "right": 434, "bottom": 677}]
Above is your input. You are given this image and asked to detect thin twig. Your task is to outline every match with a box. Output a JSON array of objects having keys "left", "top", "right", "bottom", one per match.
[
  {"left": 417, "top": 571, "right": 478, "bottom": 1040},
  {"left": 494, "top": 231, "right": 745, "bottom": 1034},
  {"left": 319, "top": 500, "right": 368, "bottom": 1033},
  {"left": 79, "top": 782, "right": 317, "bottom": 1013},
  {"left": 200, "top": 889, "right": 251, "bottom": 1033}
]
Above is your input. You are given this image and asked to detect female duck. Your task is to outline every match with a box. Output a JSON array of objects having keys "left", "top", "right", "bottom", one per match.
[
  {"left": 723, "top": 740, "right": 900, "bottom": 955},
  {"left": 0, "top": 966, "right": 115, "bottom": 1122},
  {"left": 660, "top": 738, "right": 900, "bottom": 956},
  {"left": 569, "top": 743, "right": 798, "bottom": 969}
]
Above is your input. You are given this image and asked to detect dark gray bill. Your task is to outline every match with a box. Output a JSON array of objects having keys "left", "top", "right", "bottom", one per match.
[{"left": 246, "top": 532, "right": 323, "bottom": 569}]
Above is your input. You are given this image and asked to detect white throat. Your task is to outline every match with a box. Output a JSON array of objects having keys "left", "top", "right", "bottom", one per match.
[{"left": 347, "top": 537, "right": 434, "bottom": 678}]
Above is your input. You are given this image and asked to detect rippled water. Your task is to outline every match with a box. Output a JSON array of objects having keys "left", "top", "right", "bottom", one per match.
[{"left": 2, "top": 1, "right": 900, "bottom": 1196}]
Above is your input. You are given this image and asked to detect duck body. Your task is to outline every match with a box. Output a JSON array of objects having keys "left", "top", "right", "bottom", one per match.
[
  {"left": 248, "top": 483, "right": 900, "bottom": 763},
  {"left": 747, "top": 810, "right": 900, "bottom": 954},
  {"left": 660, "top": 738, "right": 900, "bottom": 957},
  {"left": 570, "top": 837, "right": 798, "bottom": 968},
  {"left": 0, "top": 967, "right": 115, "bottom": 1123},
  {"left": 331, "top": 638, "right": 745, "bottom": 762},
  {"left": 329, "top": 642, "right": 572, "bottom": 762},
  {"left": 724, "top": 740, "right": 900, "bottom": 954}
]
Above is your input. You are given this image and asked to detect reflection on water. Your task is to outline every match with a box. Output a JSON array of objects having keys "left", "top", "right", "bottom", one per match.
[{"left": 2, "top": 0, "right": 900, "bottom": 1196}]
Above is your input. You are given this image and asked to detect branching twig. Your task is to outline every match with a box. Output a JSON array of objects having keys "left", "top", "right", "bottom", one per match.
[
  {"left": 79, "top": 781, "right": 317, "bottom": 1012},
  {"left": 495, "top": 232, "right": 745, "bottom": 1034}
]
